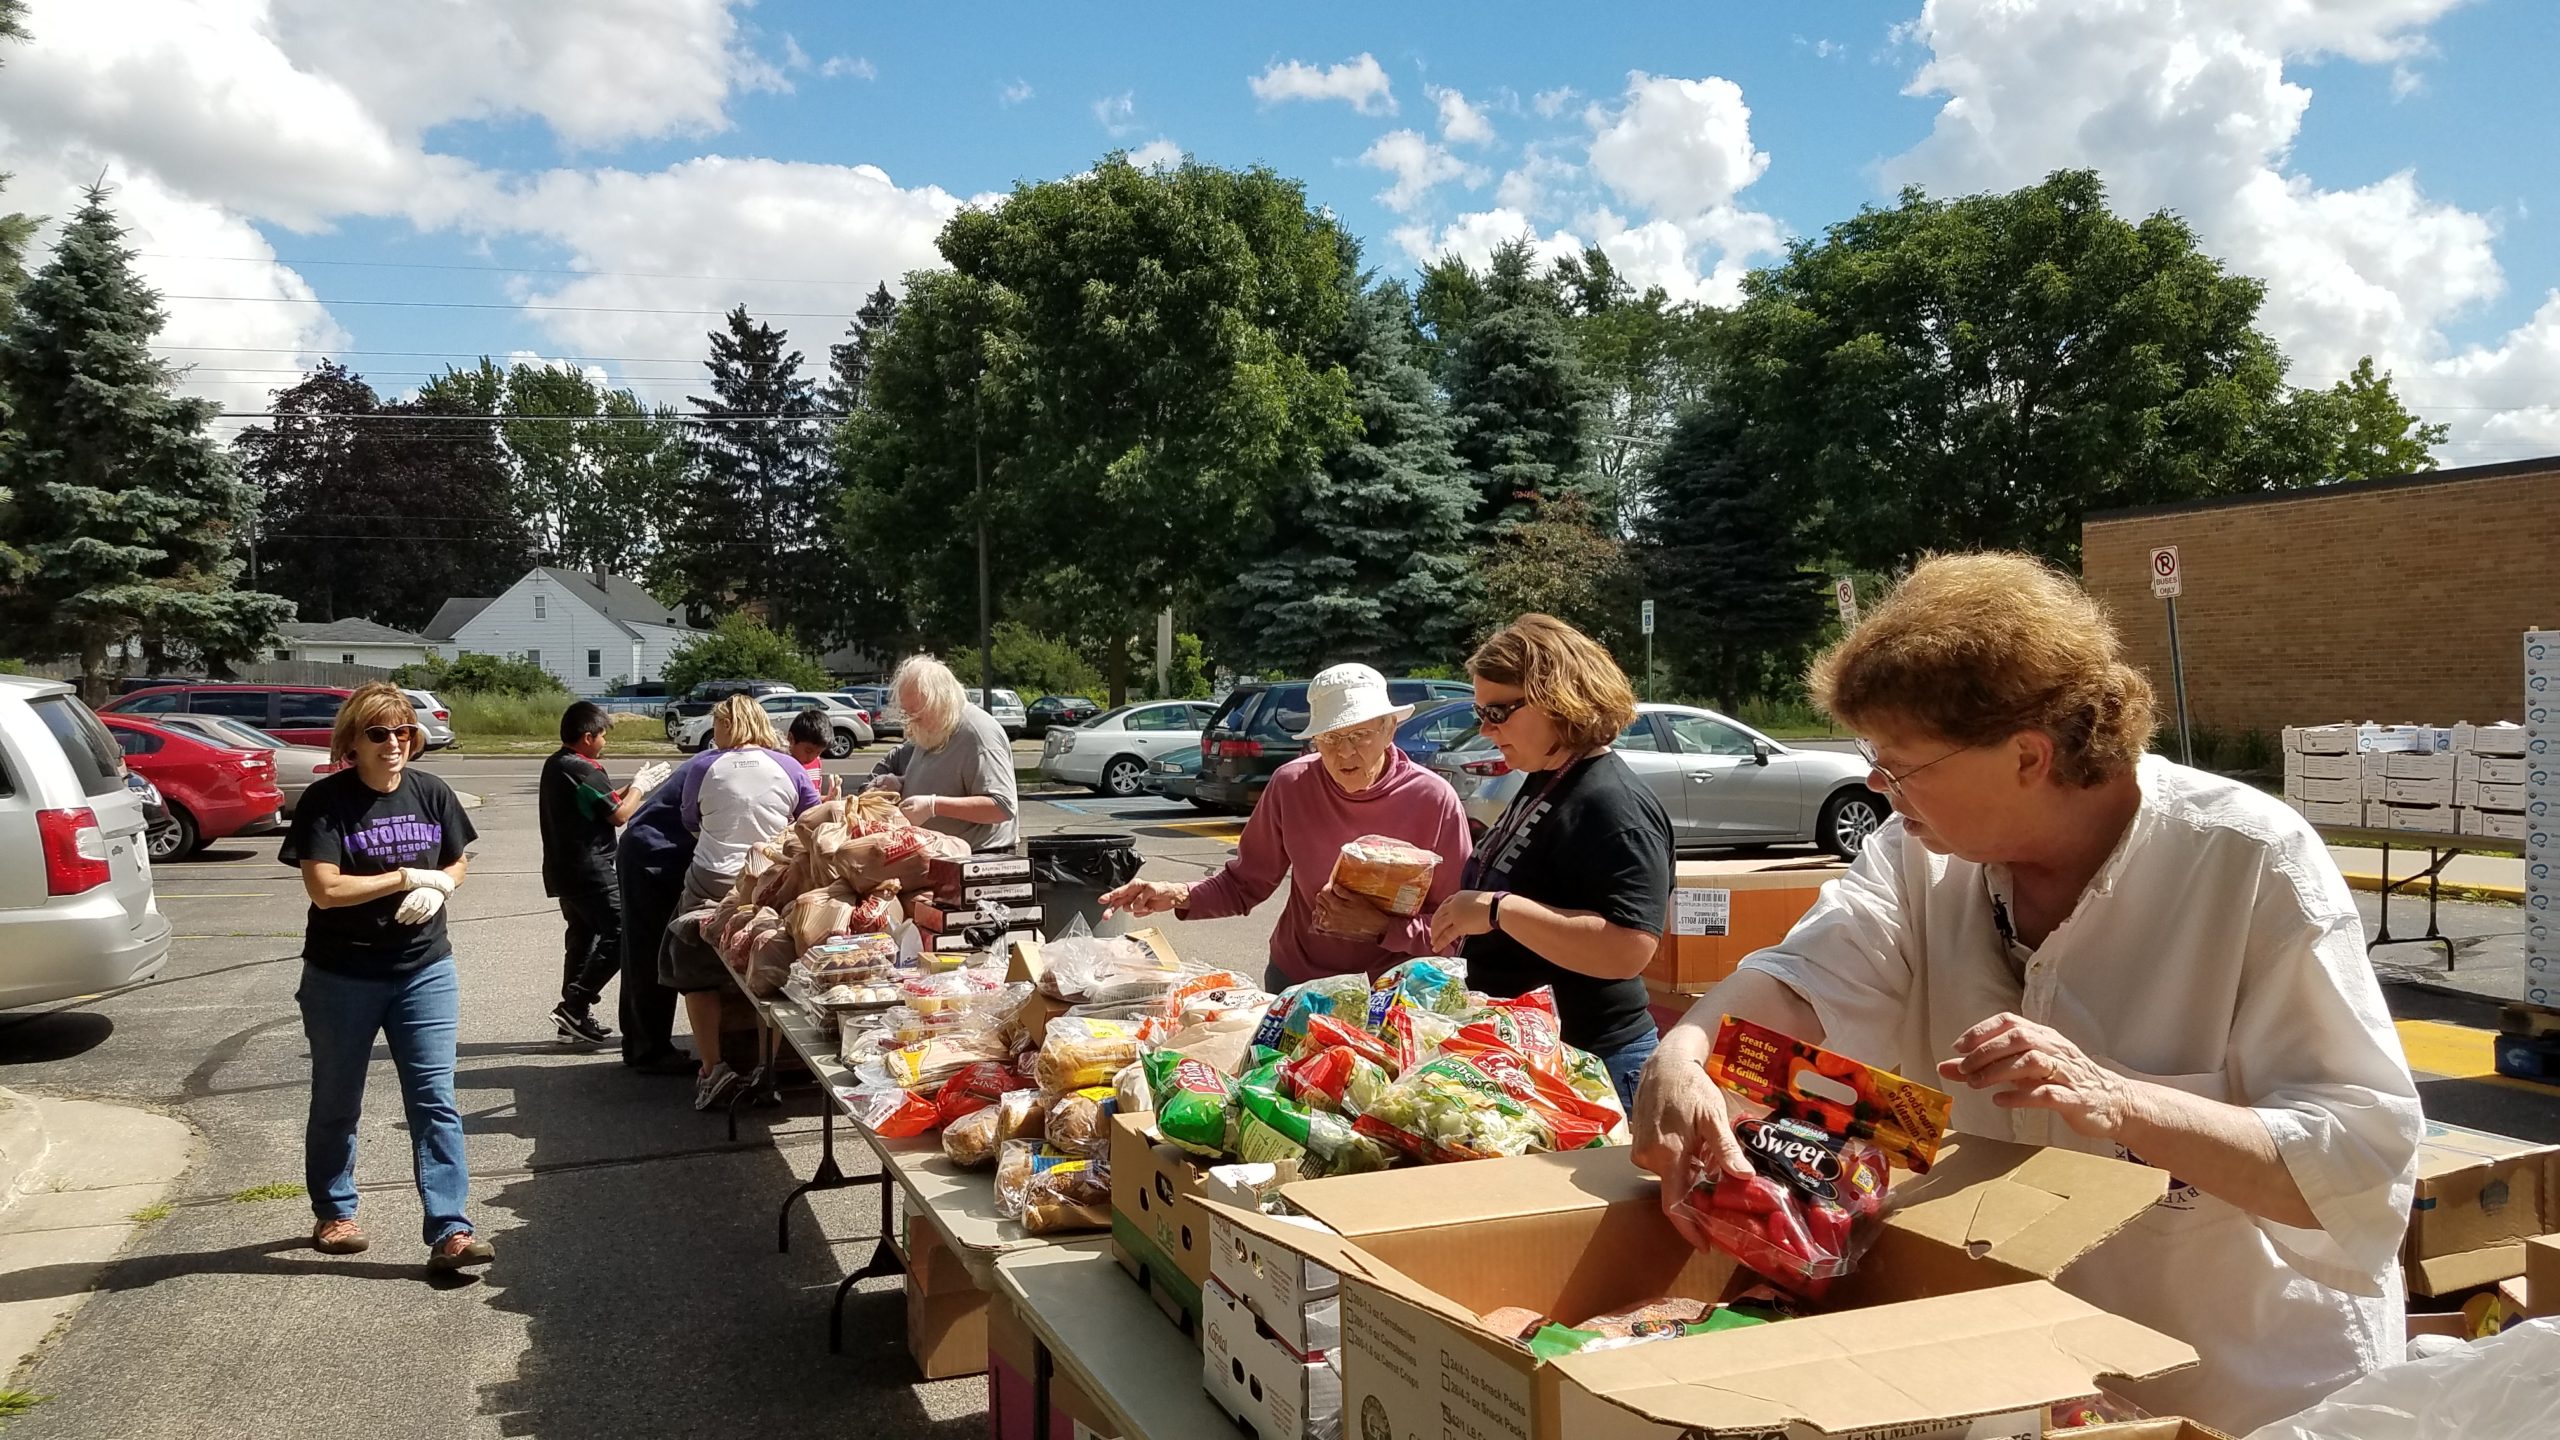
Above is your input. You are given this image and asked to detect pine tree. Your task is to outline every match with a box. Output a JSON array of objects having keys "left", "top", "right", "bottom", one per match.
[
  {"left": 1222, "top": 277, "right": 1476, "bottom": 673},
  {"left": 1637, "top": 406, "right": 1828, "bottom": 712},
  {"left": 821, "top": 282, "right": 899, "bottom": 413},
  {"left": 674, "top": 306, "right": 840, "bottom": 646},
  {"left": 0, "top": 187, "right": 290, "bottom": 692},
  {"left": 1441, "top": 240, "right": 1594, "bottom": 534},
  {"left": 240, "top": 360, "right": 531, "bottom": 630}
]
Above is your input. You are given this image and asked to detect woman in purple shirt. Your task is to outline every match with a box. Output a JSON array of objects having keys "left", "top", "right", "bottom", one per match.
[{"left": 1102, "top": 664, "right": 1471, "bottom": 990}]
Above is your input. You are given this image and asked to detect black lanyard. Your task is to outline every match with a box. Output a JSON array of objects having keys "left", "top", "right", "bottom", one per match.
[{"left": 1465, "top": 756, "right": 1585, "bottom": 889}]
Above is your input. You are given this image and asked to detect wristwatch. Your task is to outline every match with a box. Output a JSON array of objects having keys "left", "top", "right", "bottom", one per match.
[{"left": 1487, "top": 891, "right": 1507, "bottom": 934}]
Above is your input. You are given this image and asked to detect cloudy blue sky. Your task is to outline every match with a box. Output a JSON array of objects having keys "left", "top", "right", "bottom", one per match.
[{"left": 2, "top": 0, "right": 2554, "bottom": 463}]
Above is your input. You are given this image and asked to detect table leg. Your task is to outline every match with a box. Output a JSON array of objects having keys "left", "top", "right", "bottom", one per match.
[
  {"left": 2367, "top": 841, "right": 2461, "bottom": 971},
  {"left": 779, "top": 1102, "right": 869, "bottom": 1254},
  {"left": 829, "top": 1178, "right": 906, "bottom": 1355}
]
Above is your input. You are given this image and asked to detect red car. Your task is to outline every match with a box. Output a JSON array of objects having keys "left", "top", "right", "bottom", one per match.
[
  {"left": 102, "top": 683, "right": 350, "bottom": 749},
  {"left": 101, "top": 715, "right": 287, "bottom": 861}
]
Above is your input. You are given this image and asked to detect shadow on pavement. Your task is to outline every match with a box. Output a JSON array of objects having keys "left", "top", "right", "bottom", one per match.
[
  {"left": 463, "top": 1059, "right": 983, "bottom": 1439},
  {"left": 0, "top": 1010, "right": 115, "bottom": 1064},
  {"left": 0, "top": 1238, "right": 482, "bottom": 1304}
]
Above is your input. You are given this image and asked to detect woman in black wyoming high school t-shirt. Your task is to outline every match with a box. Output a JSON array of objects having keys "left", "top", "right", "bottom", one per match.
[
  {"left": 1428, "top": 616, "right": 1673, "bottom": 1113},
  {"left": 278, "top": 684, "right": 490, "bottom": 1274}
]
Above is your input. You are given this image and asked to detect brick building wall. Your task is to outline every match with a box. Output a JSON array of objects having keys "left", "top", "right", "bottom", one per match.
[{"left": 2082, "top": 456, "right": 2560, "bottom": 735}]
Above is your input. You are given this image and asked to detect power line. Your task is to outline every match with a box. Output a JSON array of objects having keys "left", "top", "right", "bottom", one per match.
[
  {"left": 138, "top": 251, "right": 890, "bottom": 289},
  {"left": 158, "top": 293, "right": 862, "bottom": 321}
]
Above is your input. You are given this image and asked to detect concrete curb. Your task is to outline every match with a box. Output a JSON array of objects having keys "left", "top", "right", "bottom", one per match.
[
  {"left": 457, "top": 790, "right": 483, "bottom": 810},
  {"left": 0, "top": 1088, "right": 48, "bottom": 1211},
  {"left": 2341, "top": 871, "right": 2523, "bottom": 905}
]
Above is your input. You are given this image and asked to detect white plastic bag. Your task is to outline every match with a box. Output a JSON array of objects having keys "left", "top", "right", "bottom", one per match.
[{"left": 2242, "top": 1318, "right": 2560, "bottom": 1440}]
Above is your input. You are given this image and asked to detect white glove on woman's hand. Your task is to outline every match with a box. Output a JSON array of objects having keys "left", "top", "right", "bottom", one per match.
[
  {"left": 627, "top": 760, "right": 674, "bottom": 798},
  {"left": 393, "top": 887, "right": 447, "bottom": 925},
  {"left": 400, "top": 867, "right": 454, "bottom": 895}
]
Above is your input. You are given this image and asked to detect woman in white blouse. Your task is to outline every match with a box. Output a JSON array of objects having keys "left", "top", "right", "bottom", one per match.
[{"left": 1631, "top": 553, "right": 2420, "bottom": 1434}]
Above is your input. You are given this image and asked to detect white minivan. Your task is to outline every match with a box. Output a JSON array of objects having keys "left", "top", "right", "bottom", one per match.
[{"left": 0, "top": 675, "right": 172, "bottom": 1009}]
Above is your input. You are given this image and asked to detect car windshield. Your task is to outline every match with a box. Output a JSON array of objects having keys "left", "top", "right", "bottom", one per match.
[{"left": 190, "top": 716, "right": 281, "bottom": 750}]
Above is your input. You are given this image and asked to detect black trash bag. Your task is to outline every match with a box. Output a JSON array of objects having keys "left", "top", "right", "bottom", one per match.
[{"left": 1028, "top": 833, "right": 1142, "bottom": 937}]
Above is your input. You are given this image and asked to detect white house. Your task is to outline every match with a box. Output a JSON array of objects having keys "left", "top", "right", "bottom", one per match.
[
  {"left": 271, "top": 618, "right": 442, "bottom": 669},
  {"left": 426, "top": 568, "right": 709, "bottom": 696}
]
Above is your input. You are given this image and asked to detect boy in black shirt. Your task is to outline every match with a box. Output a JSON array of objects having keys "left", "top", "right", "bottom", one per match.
[{"left": 539, "top": 702, "right": 660, "bottom": 1043}]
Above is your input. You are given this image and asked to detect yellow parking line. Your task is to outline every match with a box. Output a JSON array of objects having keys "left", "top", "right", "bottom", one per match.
[
  {"left": 2394, "top": 1019, "right": 2548, "bottom": 1094},
  {"left": 1155, "top": 819, "right": 1245, "bottom": 845}
]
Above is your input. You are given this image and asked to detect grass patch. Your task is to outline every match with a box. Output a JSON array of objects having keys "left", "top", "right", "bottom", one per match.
[
  {"left": 128, "top": 1200, "right": 172, "bottom": 1223},
  {"left": 0, "top": 1390, "right": 46, "bottom": 1421},
  {"left": 229, "top": 1182, "right": 305, "bottom": 1203}
]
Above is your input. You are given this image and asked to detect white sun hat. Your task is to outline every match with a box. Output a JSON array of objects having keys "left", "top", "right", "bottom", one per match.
[{"left": 1295, "top": 663, "right": 1414, "bottom": 741}]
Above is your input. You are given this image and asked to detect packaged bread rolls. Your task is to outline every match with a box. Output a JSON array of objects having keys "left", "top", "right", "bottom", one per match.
[{"left": 1329, "top": 834, "right": 1441, "bottom": 916}]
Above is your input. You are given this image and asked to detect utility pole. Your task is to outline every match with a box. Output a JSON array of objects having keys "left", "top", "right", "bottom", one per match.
[{"left": 975, "top": 375, "right": 993, "bottom": 707}]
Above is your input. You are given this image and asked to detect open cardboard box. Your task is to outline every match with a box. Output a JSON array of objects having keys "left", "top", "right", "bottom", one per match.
[
  {"left": 2402, "top": 1120, "right": 2560, "bottom": 1296},
  {"left": 1210, "top": 1139, "right": 2194, "bottom": 1440},
  {"left": 1650, "top": 858, "right": 1847, "bottom": 993}
]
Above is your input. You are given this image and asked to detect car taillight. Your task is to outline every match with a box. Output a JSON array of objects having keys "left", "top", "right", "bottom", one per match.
[
  {"left": 432, "top": 709, "right": 448, "bottom": 721},
  {"left": 1461, "top": 756, "right": 1511, "bottom": 777},
  {"left": 38, "top": 808, "right": 111, "bottom": 895},
  {"left": 317, "top": 761, "right": 346, "bottom": 774},
  {"left": 1218, "top": 738, "right": 1263, "bottom": 760}
]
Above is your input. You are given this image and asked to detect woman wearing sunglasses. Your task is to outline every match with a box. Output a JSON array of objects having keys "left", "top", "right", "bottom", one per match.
[
  {"left": 1100, "top": 663, "right": 1470, "bottom": 992},
  {"left": 1630, "top": 555, "right": 2418, "bottom": 1433},
  {"left": 278, "top": 682, "right": 489, "bottom": 1273},
  {"left": 1427, "top": 615, "right": 1674, "bottom": 1112}
]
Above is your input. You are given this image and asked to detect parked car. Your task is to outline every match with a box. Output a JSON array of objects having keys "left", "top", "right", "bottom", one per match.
[
  {"left": 821, "top": 692, "right": 880, "bottom": 730},
  {"left": 841, "top": 685, "right": 893, "bottom": 737},
  {"left": 127, "top": 769, "right": 181, "bottom": 858},
  {"left": 148, "top": 713, "right": 337, "bottom": 818},
  {"left": 879, "top": 686, "right": 1029, "bottom": 740},
  {"left": 1194, "top": 678, "right": 1475, "bottom": 813},
  {"left": 661, "top": 678, "right": 798, "bottom": 740},
  {"left": 401, "top": 688, "right": 455, "bottom": 749},
  {"left": 116, "top": 674, "right": 195, "bottom": 694},
  {"left": 0, "top": 675, "right": 171, "bottom": 1010},
  {"left": 1040, "top": 701, "right": 1216, "bottom": 797},
  {"left": 1142, "top": 745, "right": 1206, "bottom": 807},
  {"left": 1459, "top": 704, "right": 1887, "bottom": 858},
  {"left": 674, "top": 690, "right": 874, "bottom": 755},
  {"left": 1395, "top": 699, "right": 1483, "bottom": 764},
  {"left": 101, "top": 715, "right": 287, "bottom": 861},
  {"left": 1026, "top": 694, "right": 1102, "bottom": 737},
  {"left": 103, "top": 683, "right": 350, "bottom": 749}
]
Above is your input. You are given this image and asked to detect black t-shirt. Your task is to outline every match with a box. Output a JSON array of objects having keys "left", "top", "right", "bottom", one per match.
[
  {"left": 1460, "top": 751, "right": 1672, "bottom": 1054},
  {"left": 539, "top": 746, "right": 620, "bottom": 896},
  {"left": 279, "top": 768, "right": 476, "bottom": 979}
]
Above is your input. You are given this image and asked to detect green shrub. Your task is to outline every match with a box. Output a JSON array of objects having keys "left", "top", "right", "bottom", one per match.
[
  {"left": 394, "top": 651, "right": 565, "bottom": 697},
  {"left": 444, "top": 691, "right": 570, "bottom": 738},
  {"left": 662, "top": 615, "right": 830, "bottom": 697}
]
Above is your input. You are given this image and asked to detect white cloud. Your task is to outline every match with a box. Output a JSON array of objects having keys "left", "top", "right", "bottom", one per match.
[
  {"left": 1495, "top": 146, "right": 1581, "bottom": 218},
  {"left": 1247, "top": 53, "right": 1395, "bottom": 115},
  {"left": 1531, "top": 86, "right": 1579, "bottom": 118},
  {"left": 1427, "top": 84, "right": 1497, "bottom": 146},
  {"left": 1000, "top": 79, "right": 1035, "bottom": 106},
  {"left": 2389, "top": 63, "right": 2425, "bottom": 98},
  {"left": 1359, "top": 129, "right": 1487, "bottom": 216},
  {"left": 1093, "top": 90, "right": 1138, "bottom": 135},
  {"left": 1392, "top": 209, "right": 1586, "bottom": 272},
  {"left": 819, "top": 55, "right": 877, "bottom": 82},
  {"left": 1125, "top": 138, "right": 1183, "bottom": 172},
  {"left": 1586, "top": 72, "right": 1772, "bottom": 217},
  {"left": 1890, "top": 0, "right": 2548, "bottom": 462}
]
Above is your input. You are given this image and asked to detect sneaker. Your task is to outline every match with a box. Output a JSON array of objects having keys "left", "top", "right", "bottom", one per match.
[
  {"left": 428, "top": 1231, "right": 495, "bottom": 1271},
  {"left": 312, "top": 1218, "right": 369, "bottom": 1254},
  {"left": 692, "top": 1062, "right": 741, "bottom": 1112},
  {"left": 552, "top": 1000, "right": 612, "bottom": 1045}
]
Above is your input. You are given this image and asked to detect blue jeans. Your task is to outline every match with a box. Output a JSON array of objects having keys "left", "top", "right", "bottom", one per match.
[
  {"left": 296, "top": 957, "right": 472, "bottom": 1247},
  {"left": 1595, "top": 1028, "right": 1661, "bottom": 1117}
]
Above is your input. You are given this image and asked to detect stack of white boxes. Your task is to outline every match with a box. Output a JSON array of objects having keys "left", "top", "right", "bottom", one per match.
[
  {"left": 2456, "top": 721, "right": 2530, "bottom": 840},
  {"left": 2369, "top": 726, "right": 2459, "bottom": 835},
  {"left": 2281, "top": 721, "right": 2536, "bottom": 836},
  {"left": 1201, "top": 1205, "right": 1341, "bottom": 1440},
  {"left": 2526, "top": 631, "right": 2558, "bottom": 1008},
  {"left": 2282, "top": 724, "right": 2366, "bottom": 827}
]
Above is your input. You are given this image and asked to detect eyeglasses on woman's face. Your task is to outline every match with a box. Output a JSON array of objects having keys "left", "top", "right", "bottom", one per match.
[{"left": 1855, "top": 738, "right": 1966, "bottom": 799}]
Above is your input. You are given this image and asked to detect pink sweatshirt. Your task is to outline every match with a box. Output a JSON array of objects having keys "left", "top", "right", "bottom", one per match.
[{"left": 1180, "top": 748, "right": 1473, "bottom": 986}]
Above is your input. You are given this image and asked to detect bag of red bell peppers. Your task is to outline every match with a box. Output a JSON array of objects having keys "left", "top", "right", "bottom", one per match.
[{"left": 1675, "top": 1017, "right": 1951, "bottom": 1297}]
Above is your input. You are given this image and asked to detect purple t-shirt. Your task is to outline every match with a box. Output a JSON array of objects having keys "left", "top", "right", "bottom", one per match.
[
  {"left": 280, "top": 767, "right": 477, "bottom": 978},
  {"left": 1181, "top": 748, "right": 1472, "bottom": 986}
]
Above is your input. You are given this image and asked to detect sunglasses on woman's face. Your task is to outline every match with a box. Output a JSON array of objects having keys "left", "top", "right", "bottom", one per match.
[
  {"left": 362, "top": 724, "right": 422, "bottom": 746},
  {"left": 1472, "top": 698, "right": 1530, "bottom": 727}
]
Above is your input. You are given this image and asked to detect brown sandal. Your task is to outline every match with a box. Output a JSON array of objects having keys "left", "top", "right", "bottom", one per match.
[
  {"left": 429, "top": 1231, "right": 494, "bottom": 1271},
  {"left": 312, "top": 1218, "right": 369, "bottom": 1254}
]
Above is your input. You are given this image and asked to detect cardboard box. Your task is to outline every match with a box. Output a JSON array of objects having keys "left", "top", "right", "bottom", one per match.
[
  {"left": 2299, "top": 798, "right": 2365, "bottom": 828},
  {"left": 1108, "top": 1111, "right": 1211, "bottom": 1329},
  {"left": 2471, "top": 781, "right": 2527, "bottom": 813},
  {"left": 1049, "top": 1366, "right": 1121, "bottom": 1440},
  {"left": 1211, "top": 1140, "right": 2191, "bottom": 1440},
  {"left": 2471, "top": 809, "right": 2529, "bottom": 841},
  {"left": 2384, "top": 750, "right": 2458, "bottom": 781},
  {"left": 1648, "top": 857, "right": 1847, "bottom": 992},
  {"left": 1210, "top": 1207, "right": 1341, "bottom": 1356},
  {"left": 930, "top": 923, "right": 1039, "bottom": 954},
  {"left": 2384, "top": 775, "right": 2455, "bottom": 807},
  {"left": 1203, "top": 1275, "right": 1343, "bottom": 1440},
  {"left": 2380, "top": 803, "right": 2459, "bottom": 835},
  {"left": 904, "top": 1212, "right": 975, "bottom": 1295},
  {"left": 2361, "top": 772, "right": 2390, "bottom": 803},
  {"left": 2286, "top": 723, "right": 2358, "bottom": 755},
  {"left": 2286, "top": 751, "right": 2358, "bottom": 783},
  {"left": 914, "top": 897, "right": 1045, "bottom": 933},
  {"left": 907, "top": 1275, "right": 990, "bottom": 1380},
  {"left": 2527, "top": 1234, "right": 2560, "bottom": 1320},
  {"left": 989, "top": 1291, "right": 1042, "bottom": 1440},
  {"left": 2056, "top": 1424, "right": 2236, "bottom": 1440},
  {"left": 2295, "top": 775, "right": 2361, "bottom": 805},
  {"left": 2461, "top": 722, "right": 2528, "bottom": 757},
  {"left": 2459, "top": 754, "right": 2529, "bottom": 785},
  {"left": 2403, "top": 1121, "right": 2560, "bottom": 1295}
]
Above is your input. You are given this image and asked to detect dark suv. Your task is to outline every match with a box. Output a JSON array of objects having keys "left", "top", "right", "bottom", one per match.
[
  {"left": 661, "top": 679, "right": 797, "bottom": 740},
  {"left": 1192, "top": 678, "right": 1475, "bottom": 812}
]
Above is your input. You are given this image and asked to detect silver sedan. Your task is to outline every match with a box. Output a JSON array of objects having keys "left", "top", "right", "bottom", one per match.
[
  {"left": 149, "top": 712, "right": 338, "bottom": 818},
  {"left": 1448, "top": 704, "right": 1889, "bottom": 858}
]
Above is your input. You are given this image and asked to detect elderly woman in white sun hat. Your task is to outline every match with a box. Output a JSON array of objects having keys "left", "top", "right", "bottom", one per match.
[{"left": 1102, "top": 663, "right": 1472, "bottom": 993}]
